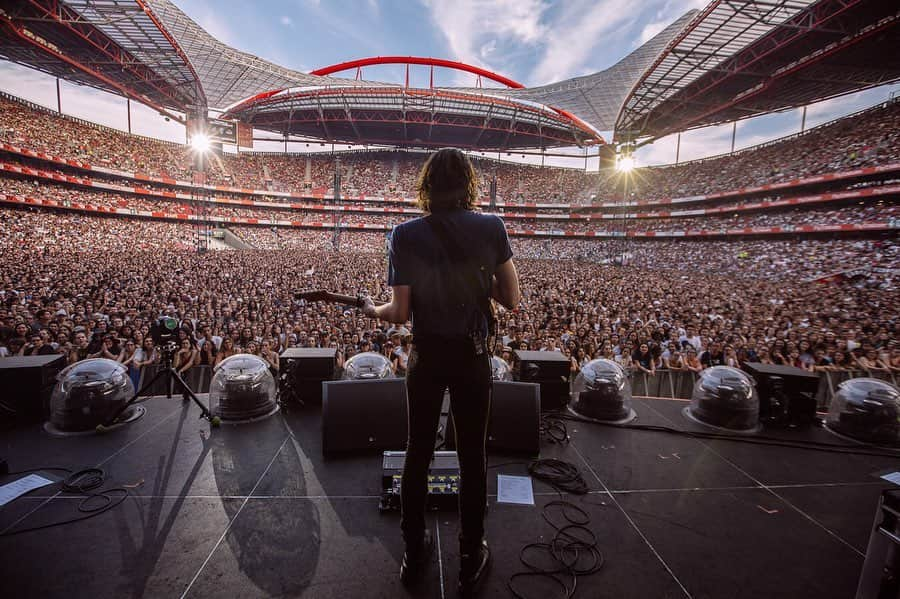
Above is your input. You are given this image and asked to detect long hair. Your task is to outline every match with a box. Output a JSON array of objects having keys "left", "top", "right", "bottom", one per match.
[{"left": 416, "top": 148, "right": 479, "bottom": 213}]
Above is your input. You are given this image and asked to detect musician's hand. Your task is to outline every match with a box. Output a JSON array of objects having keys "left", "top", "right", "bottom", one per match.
[{"left": 360, "top": 296, "right": 377, "bottom": 318}]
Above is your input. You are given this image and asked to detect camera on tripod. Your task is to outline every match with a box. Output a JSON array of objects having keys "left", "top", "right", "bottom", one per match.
[{"left": 150, "top": 316, "right": 180, "bottom": 360}]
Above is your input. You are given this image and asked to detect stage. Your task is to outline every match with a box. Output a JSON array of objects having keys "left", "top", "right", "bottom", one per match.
[{"left": 0, "top": 395, "right": 896, "bottom": 598}]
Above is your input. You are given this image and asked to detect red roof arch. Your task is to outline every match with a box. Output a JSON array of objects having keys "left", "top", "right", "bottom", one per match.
[{"left": 310, "top": 56, "right": 525, "bottom": 89}]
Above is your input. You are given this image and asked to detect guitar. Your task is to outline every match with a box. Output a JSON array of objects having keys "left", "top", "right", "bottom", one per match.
[{"left": 294, "top": 290, "right": 385, "bottom": 308}]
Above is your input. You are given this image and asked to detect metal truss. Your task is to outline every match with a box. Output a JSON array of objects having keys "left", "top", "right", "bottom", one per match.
[
  {"left": 616, "top": 0, "right": 900, "bottom": 139},
  {"left": 224, "top": 86, "right": 601, "bottom": 149},
  {"left": 0, "top": 0, "right": 203, "bottom": 116}
]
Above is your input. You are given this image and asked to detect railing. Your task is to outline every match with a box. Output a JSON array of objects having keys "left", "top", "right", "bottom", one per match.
[
  {"left": 628, "top": 369, "right": 699, "bottom": 399},
  {"left": 815, "top": 369, "right": 898, "bottom": 408},
  {"left": 624, "top": 368, "right": 898, "bottom": 410}
]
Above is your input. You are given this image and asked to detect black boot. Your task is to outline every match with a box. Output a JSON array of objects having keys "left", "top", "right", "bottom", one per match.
[
  {"left": 400, "top": 529, "right": 433, "bottom": 586},
  {"left": 458, "top": 539, "right": 490, "bottom": 596}
]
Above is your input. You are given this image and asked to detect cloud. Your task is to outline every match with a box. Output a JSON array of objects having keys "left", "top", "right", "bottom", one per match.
[
  {"left": 480, "top": 39, "right": 497, "bottom": 60},
  {"left": 528, "top": 0, "right": 633, "bottom": 85},
  {"left": 639, "top": 21, "right": 667, "bottom": 44},
  {"left": 280, "top": 15, "right": 294, "bottom": 27},
  {"left": 421, "top": 0, "right": 548, "bottom": 81}
]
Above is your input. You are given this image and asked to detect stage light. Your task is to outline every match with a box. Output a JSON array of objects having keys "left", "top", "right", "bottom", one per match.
[
  {"left": 825, "top": 378, "right": 899, "bottom": 447},
  {"left": 209, "top": 354, "right": 278, "bottom": 423},
  {"left": 569, "top": 359, "right": 635, "bottom": 423},
  {"left": 191, "top": 132, "right": 211, "bottom": 153},
  {"left": 491, "top": 356, "right": 513, "bottom": 381},
  {"left": 342, "top": 351, "right": 393, "bottom": 380},
  {"left": 616, "top": 155, "right": 635, "bottom": 172},
  {"left": 48, "top": 358, "right": 143, "bottom": 434},
  {"left": 684, "top": 366, "right": 760, "bottom": 432}
]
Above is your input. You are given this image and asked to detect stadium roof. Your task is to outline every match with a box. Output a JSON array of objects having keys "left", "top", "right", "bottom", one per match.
[
  {"left": 615, "top": 0, "right": 900, "bottom": 140},
  {"left": 222, "top": 84, "right": 601, "bottom": 150},
  {"left": 1, "top": 0, "right": 898, "bottom": 145},
  {"left": 0, "top": 0, "right": 204, "bottom": 121}
]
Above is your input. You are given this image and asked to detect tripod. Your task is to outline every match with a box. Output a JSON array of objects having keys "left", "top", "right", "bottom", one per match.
[{"left": 97, "top": 343, "right": 220, "bottom": 431}]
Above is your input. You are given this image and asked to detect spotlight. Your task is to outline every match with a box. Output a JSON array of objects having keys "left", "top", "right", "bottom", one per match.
[
  {"left": 826, "top": 378, "right": 899, "bottom": 447},
  {"left": 685, "top": 366, "right": 759, "bottom": 432},
  {"left": 342, "top": 352, "right": 393, "bottom": 380},
  {"left": 569, "top": 359, "right": 635, "bottom": 423},
  {"left": 491, "top": 356, "right": 513, "bottom": 381},
  {"left": 190, "top": 132, "right": 211, "bottom": 153},
  {"left": 209, "top": 354, "right": 278, "bottom": 423},
  {"left": 616, "top": 155, "right": 635, "bottom": 172},
  {"left": 47, "top": 358, "right": 143, "bottom": 434}
]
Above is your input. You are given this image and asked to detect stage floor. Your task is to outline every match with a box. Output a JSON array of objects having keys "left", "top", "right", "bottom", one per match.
[{"left": 0, "top": 395, "right": 896, "bottom": 599}]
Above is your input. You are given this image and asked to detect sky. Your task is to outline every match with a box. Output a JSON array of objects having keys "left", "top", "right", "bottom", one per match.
[{"left": 1, "top": 0, "right": 898, "bottom": 168}]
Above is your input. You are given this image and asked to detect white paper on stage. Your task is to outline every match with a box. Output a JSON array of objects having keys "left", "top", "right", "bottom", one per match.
[
  {"left": 497, "top": 474, "right": 535, "bottom": 506},
  {"left": 880, "top": 471, "right": 900, "bottom": 486},
  {"left": 0, "top": 474, "right": 54, "bottom": 506}
]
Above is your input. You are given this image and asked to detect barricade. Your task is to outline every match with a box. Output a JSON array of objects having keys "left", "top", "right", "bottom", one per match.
[
  {"left": 629, "top": 369, "right": 698, "bottom": 399},
  {"left": 817, "top": 369, "right": 898, "bottom": 408}
]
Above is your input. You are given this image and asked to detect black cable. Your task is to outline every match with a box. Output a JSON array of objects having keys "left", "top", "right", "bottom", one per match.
[
  {"left": 0, "top": 467, "right": 128, "bottom": 537},
  {"left": 541, "top": 413, "right": 569, "bottom": 445},
  {"left": 528, "top": 459, "right": 590, "bottom": 495},
  {"left": 508, "top": 463, "right": 604, "bottom": 599},
  {"left": 551, "top": 411, "right": 900, "bottom": 458}
]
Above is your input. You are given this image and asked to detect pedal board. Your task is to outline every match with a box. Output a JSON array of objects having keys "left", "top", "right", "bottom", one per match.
[{"left": 379, "top": 450, "right": 460, "bottom": 512}]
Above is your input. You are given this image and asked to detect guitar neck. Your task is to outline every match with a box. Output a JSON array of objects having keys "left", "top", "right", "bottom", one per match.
[
  {"left": 297, "top": 290, "right": 386, "bottom": 306},
  {"left": 325, "top": 292, "right": 364, "bottom": 306}
]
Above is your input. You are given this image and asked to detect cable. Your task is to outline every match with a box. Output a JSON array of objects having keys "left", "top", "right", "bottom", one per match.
[
  {"left": 528, "top": 459, "right": 590, "bottom": 495},
  {"left": 549, "top": 411, "right": 900, "bottom": 458},
  {"left": 508, "top": 461, "right": 604, "bottom": 599},
  {"left": 0, "top": 467, "right": 128, "bottom": 537},
  {"left": 541, "top": 413, "right": 569, "bottom": 445}
]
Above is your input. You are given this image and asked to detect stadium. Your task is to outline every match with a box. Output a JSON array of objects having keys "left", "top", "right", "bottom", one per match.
[{"left": 0, "top": 1, "right": 898, "bottom": 598}]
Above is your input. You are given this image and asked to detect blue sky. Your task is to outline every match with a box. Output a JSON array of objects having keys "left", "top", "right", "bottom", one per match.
[{"left": 1, "top": 0, "right": 898, "bottom": 167}]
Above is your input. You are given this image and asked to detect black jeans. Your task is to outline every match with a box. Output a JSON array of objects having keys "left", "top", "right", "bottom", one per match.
[{"left": 401, "top": 339, "right": 492, "bottom": 552}]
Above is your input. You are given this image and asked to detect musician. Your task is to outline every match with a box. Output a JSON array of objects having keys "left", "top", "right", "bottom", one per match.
[{"left": 362, "top": 148, "right": 520, "bottom": 595}]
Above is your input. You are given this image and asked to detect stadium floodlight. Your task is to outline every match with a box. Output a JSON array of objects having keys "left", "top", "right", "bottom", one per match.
[
  {"left": 190, "top": 132, "right": 211, "bottom": 154},
  {"left": 616, "top": 155, "right": 635, "bottom": 172}
]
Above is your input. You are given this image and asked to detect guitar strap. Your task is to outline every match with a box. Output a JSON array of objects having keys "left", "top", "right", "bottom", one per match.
[{"left": 425, "top": 215, "right": 496, "bottom": 353}]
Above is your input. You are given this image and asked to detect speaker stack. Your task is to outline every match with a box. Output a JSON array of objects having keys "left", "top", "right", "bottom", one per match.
[
  {"left": 742, "top": 362, "right": 819, "bottom": 427},
  {"left": 321, "top": 378, "right": 407, "bottom": 455},
  {"left": 278, "top": 348, "right": 337, "bottom": 405},
  {"left": 513, "top": 350, "right": 570, "bottom": 411},
  {"left": 0, "top": 354, "right": 67, "bottom": 429},
  {"left": 488, "top": 381, "right": 541, "bottom": 455}
]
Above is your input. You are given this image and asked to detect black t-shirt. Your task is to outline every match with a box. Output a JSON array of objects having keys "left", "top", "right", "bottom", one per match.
[
  {"left": 632, "top": 350, "right": 653, "bottom": 369},
  {"left": 701, "top": 351, "right": 725, "bottom": 367},
  {"left": 388, "top": 209, "right": 512, "bottom": 341}
]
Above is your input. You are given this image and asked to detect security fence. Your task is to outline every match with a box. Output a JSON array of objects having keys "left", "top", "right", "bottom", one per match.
[{"left": 625, "top": 368, "right": 898, "bottom": 410}]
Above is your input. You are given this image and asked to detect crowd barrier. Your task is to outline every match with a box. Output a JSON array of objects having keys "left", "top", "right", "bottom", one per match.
[
  {"left": 624, "top": 368, "right": 899, "bottom": 409},
  {"left": 628, "top": 369, "right": 699, "bottom": 400}
]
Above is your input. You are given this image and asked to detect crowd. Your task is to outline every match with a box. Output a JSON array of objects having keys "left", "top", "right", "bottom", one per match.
[
  {"left": 3, "top": 173, "right": 894, "bottom": 237},
  {"left": 1, "top": 207, "right": 896, "bottom": 388},
  {"left": 1, "top": 91, "right": 897, "bottom": 384},
  {"left": 3, "top": 93, "right": 899, "bottom": 204}
]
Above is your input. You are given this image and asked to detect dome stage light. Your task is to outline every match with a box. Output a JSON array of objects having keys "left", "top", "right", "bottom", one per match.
[
  {"left": 46, "top": 358, "right": 145, "bottom": 436},
  {"left": 209, "top": 354, "right": 279, "bottom": 423},
  {"left": 825, "top": 378, "right": 899, "bottom": 447},
  {"left": 684, "top": 366, "right": 760, "bottom": 433},
  {"left": 569, "top": 359, "right": 636, "bottom": 424},
  {"left": 491, "top": 356, "right": 513, "bottom": 382},
  {"left": 342, "top": 352, "right": 394, "bottom": 380}
]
